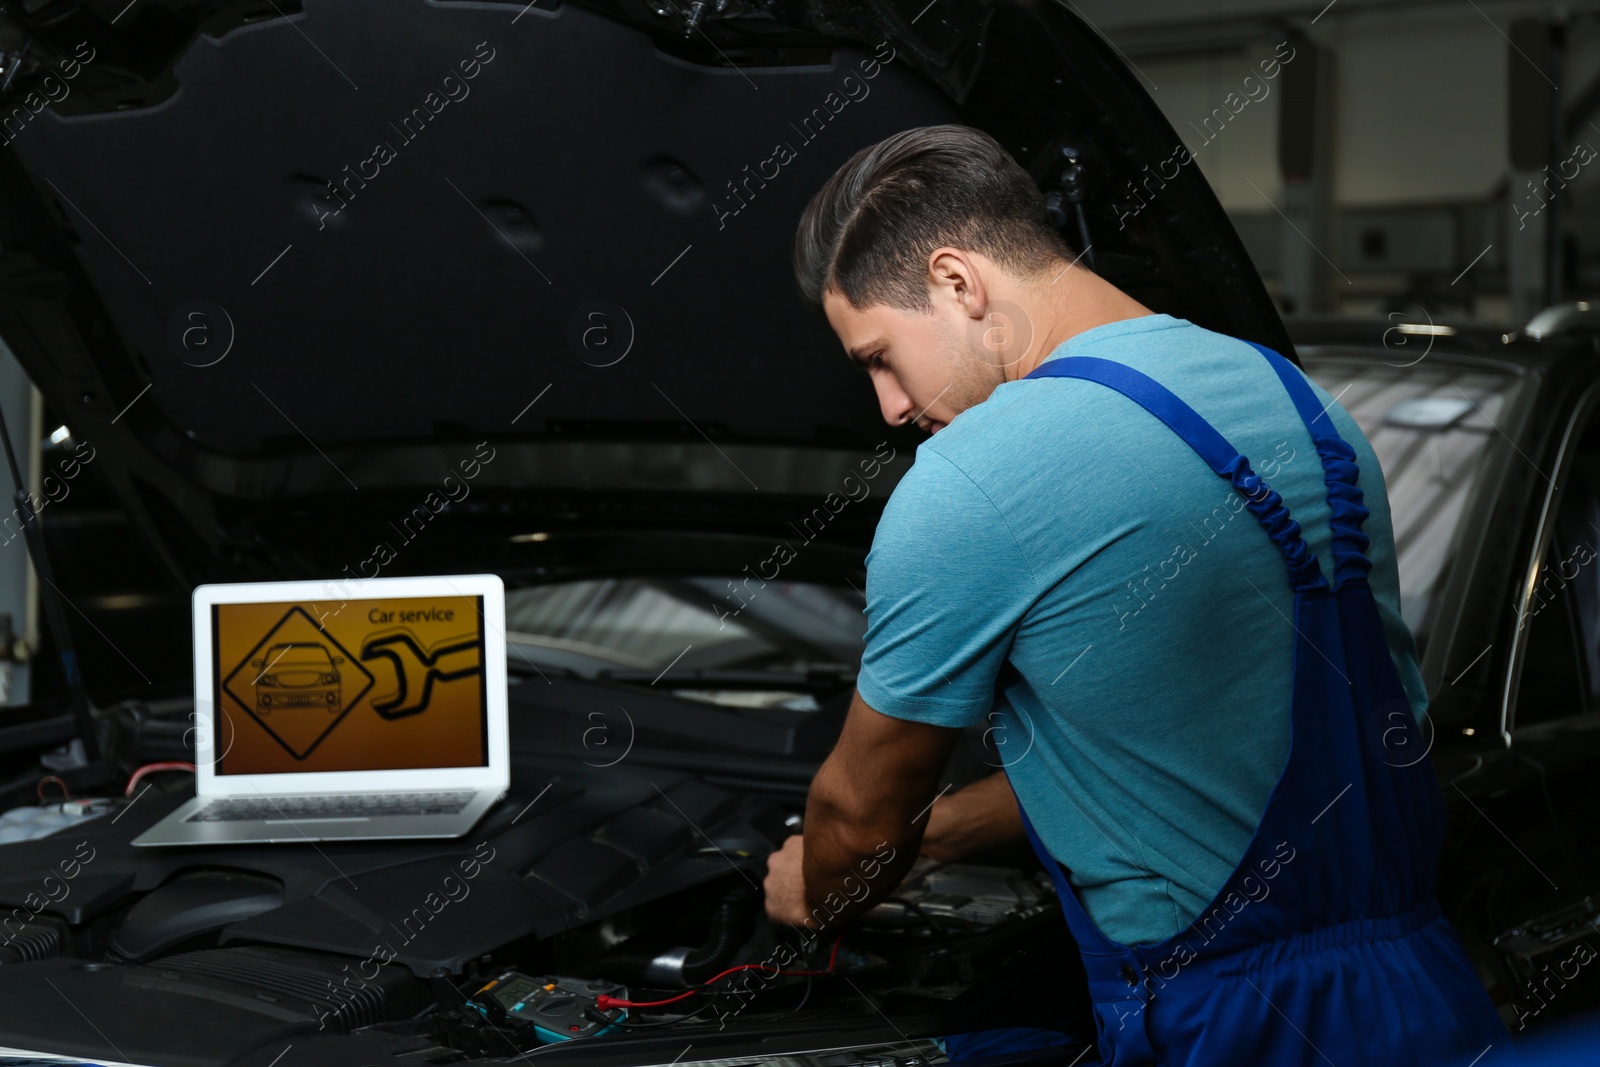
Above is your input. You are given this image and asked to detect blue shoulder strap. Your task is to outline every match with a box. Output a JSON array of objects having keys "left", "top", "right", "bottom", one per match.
[
  {"left": 1238, "top": 340, "right": 1374, "bottom": 587},
  {"left": 1023, "top": 355, "right": 1327, "bottom": 593}
]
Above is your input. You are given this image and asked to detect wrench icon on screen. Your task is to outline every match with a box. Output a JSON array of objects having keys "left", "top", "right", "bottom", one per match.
[{"left": 359, "top": 628, "right": 483, "bottom": 720}]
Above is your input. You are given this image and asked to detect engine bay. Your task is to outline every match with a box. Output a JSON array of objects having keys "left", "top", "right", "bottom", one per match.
[{"left": 0, "top": 682, "right": 1091, "bottom": 1066}]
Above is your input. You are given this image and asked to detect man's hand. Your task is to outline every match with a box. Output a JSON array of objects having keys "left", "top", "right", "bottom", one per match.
[
  {"left": 763, "top": 834, "right": 819, "bottom": 928},
  {"left": 918, "top": 772, "right": 1025, "bottom": 862}
]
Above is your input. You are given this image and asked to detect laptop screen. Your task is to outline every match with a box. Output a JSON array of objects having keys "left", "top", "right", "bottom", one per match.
[{"left": 210, "top": 594, "right": 490, "bottom": 775}]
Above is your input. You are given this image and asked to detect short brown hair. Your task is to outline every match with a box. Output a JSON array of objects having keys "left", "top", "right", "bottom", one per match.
[{"left": 793, "top": 124, "right": 1077, "bottom": 312}]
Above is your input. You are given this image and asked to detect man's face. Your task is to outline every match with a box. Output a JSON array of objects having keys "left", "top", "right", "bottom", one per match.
[{"left": 822, "top": 285, "right": 1005, "bottom": 435}]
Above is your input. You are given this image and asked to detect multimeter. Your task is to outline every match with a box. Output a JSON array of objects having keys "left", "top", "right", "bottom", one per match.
[{"left": 470, "top": 972, "right": 629, "bottom": 1042}]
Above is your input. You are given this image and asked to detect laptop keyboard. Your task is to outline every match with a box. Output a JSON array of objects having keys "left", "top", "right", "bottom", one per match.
[{"left": 186, "top": 791, "right": 476, "bottom": 822}]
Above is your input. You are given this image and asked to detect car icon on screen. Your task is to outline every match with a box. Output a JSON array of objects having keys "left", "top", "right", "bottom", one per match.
[{"left": 250, "top": 642, "right": 344, "bottom": 715}]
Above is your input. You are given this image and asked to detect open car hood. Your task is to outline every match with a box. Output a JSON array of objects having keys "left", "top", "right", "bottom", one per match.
[{"left": 0, "top": 0, "right": 1293, "bottom": 588}]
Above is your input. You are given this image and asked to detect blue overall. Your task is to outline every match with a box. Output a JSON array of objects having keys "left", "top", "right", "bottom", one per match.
[{"left": 983, "top": 343, "right": 1516, "bottom": 1066}]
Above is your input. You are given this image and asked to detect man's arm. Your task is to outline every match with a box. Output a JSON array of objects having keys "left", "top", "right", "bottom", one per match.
[
  {"left": 764, "top": 687, "right": 959, "bottom": 931},
  {"left": 764, "top": 447, "right": 1038, "bottom": 929},
  {"left": 920, "top": 770, "right": 1025, "bottom": 862}
]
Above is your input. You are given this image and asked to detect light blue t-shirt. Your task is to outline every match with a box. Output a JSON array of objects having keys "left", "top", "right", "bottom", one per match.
[{"left": 857, "top": 312, "right": 1426, "bottom": 947}]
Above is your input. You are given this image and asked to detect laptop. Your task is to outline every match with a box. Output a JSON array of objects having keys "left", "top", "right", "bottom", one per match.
[{"left": 133, "top": 573, "right": 511, "bottom": 846}]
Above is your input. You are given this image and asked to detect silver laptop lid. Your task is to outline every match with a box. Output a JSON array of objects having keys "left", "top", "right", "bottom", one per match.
[{"left": 189, "top": 575, "right": 509, "bottom": 798}]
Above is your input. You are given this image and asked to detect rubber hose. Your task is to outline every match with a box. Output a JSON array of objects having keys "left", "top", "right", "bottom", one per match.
[{"left": 678, "top": 884, "right": 759, "bottom": 985}]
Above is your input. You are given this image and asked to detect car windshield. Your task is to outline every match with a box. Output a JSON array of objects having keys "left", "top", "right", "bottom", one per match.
[
  {"left": 504, "top": 354, "right": 1522, "bottom": 704},
  {"left": 1299, "top": 349, "right": 1524, "bottom": 657},
  {"left": 505, "top": 577, "right": 867, "bottom": 710}
]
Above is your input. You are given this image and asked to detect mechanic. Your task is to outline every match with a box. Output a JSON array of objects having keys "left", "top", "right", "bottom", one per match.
[{"left": 762, "top": 123, "right": 1514, "bottom": 1065}]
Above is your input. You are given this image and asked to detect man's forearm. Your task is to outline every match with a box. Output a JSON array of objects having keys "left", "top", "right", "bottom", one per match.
[
  {"left": 797, "top": 754, "right": 925, "bottom": 932},
  {"left": 793, "top": 690, "right": 957, "bottom": 932},
  {"left": 921, "top": 770, "right": 1024, "bottom": 861}
]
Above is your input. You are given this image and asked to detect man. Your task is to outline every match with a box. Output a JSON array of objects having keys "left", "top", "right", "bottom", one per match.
[{"left": 763, "top": 124, "right": 1511, "bottom": 1065}]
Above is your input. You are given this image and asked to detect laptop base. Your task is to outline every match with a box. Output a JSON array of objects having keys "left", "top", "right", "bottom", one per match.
[{"left": 130, "top": 789, "right": 504, "bottom": 846}]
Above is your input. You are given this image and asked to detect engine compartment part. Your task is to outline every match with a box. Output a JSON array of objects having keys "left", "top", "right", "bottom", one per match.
[
  {"left": 0, "top": 917, "right": 64, "bottom": 965},
  {"left": 641, "top": 884, "right": 760, "bottom": 987},
  {"left": 1495, "top": 895, "right": 1600, "bottom": 1025},
  {"left": 0, "top": 946, "right": 430, "bottom": 1064},
  {"left": 108, "top": 869, "right": 285, "bottom": 962},
  {"left": 0, "top": 799, "right": 115, "bottom": 843},
  {"left": 861, "top": 859, "right": 1057, "bottom": 935},
  {"left": 157, "top": 944, "right": 430, "bottom": 1032}
]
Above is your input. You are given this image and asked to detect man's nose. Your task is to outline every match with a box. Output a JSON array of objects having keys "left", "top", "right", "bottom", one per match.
[{"left": 874, "top": 378, "right": 914, "bottom": 427}]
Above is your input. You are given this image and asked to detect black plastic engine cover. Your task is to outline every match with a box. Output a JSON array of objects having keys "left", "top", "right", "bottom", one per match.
[
  {"left": 0, "top": 760, "right": 771, "bottom": 972},
  {"left": 0, "top": 947, "right": 426, "bottom": 1066},
  {"left": 108, "top": 869, "right": 286, "bottom": 962}
]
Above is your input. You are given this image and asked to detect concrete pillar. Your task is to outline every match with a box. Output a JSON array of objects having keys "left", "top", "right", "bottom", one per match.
[{"left": 1276, "top": 34, "right": 1338, "bottom": 316}]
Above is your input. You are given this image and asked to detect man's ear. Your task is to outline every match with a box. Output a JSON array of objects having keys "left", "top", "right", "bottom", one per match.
[{"left": 926, "top": 247, "right": 988, "bottom": 321}]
